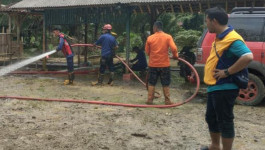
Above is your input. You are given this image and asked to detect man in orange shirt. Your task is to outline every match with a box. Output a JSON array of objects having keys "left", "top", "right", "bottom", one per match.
[{"left": 145, "top": 21, "right": 178, "bottom": 105}]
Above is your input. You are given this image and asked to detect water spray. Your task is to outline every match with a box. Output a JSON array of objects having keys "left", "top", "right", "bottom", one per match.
[{"left": 0, "top": 50, "right": 57, "bottom": 76}]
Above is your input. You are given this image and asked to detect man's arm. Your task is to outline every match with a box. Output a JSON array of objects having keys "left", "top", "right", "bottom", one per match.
[
  {"left": 169, "top": 36, "right": 178, "bottom": 58},
  {"left": 56, "top": 38, "right": 64, "bottom": 51},
  {"left": 95, "top": 36, "right": 103, "bottom": 46},
  {"left": 227, "top": 54, "right": 253, "bottom": 75},
  {"left": 145, "top": 40, "right": 150, "bottom": 56},
  {"left": 214, "top": 54, "right": 253, "bottom": 80},
  {"left": 214, "top": 40, "right": 253, "bottom": 80}
]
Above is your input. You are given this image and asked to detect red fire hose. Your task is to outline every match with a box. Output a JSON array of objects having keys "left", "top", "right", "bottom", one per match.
[{"left": 0, "top": 44, "right": 200, "bottom": 108}]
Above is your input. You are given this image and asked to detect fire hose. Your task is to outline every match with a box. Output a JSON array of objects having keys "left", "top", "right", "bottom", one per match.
[{"left": 0, "top": 44, "right": 200, "bottom": 108}]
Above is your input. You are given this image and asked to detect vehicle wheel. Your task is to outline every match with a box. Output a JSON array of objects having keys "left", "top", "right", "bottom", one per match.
[{"left": 236, "top": 73, "right": 265, "bottom": 106}]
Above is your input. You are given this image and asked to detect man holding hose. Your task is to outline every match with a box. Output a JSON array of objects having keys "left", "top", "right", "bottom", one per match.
[
  {"left": 145, "top": 21, "right": 178, "bottom": 105},
  {"left": 53, "top": 27, "right": 75, "bottom": 85},
  {"left": 92, "top": 24, "right": 118, "bottom": 86}
]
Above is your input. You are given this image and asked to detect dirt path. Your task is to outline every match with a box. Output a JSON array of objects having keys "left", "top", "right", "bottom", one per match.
[{"left": 0, "top": 75, "right": 264, "bottom": 150}]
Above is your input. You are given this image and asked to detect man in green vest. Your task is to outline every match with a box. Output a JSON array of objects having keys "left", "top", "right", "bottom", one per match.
[{"left": 201, "top": 7, "right": 253, "bottom": 150}]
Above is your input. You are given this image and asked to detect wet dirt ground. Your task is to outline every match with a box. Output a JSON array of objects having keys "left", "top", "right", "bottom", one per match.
[{"left": 0, "top": 74, "right": 264, "bottom": 150}]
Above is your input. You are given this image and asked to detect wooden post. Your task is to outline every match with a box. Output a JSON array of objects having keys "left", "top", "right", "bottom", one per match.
[
  {"left": 8, "top": 14, "right": 11, "bottom": 34},
  {"left": 16, "top": 15, "right": 22, "bottom": 59},
  {"left": 42, "top": 14, "right": 47, "bottom": 71}
]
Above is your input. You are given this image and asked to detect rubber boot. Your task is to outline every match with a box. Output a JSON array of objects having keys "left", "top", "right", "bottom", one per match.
[
  {"left": 63, "top": 73, "right": 70, "bottom": 85},
  {"left": 64, "top": 72, "right": 74, "bottom": 85},
  {"left": 163, "top": 86, "right": 173, "bottom": 105},
  {"left": 108, "top": 72, "right": 114, "bottom": 86},
  {"left": 63, "top": 79, "right": 70, "bottom": 85},
  {"left": 91, "top": 74, "right": 104, "bottom": 86},
  {"left": 69, "top": 72, "right": 75, "bottom": 84},
  {"left": 146, "top": 86, "right": 155, "bottom": 105}
]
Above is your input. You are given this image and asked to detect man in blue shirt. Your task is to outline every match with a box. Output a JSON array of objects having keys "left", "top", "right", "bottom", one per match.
[{"left": 92, "top": 24, "right": 118, "bottom": 86}]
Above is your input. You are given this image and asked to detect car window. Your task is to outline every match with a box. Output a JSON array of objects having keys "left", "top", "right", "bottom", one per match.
[{"left": 229, "top": 17, "right": 264, "bottom": 42}]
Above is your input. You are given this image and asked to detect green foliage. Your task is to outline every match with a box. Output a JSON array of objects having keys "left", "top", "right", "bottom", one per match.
[
  {"left": 174, "top": 30, "right": 202, "bottom": 50},
  {"left": 130, "top": 32, "right": 143, "bottom": 49},
  {"left": 182, "top": 13, "right": 204, "bottom": 31},
  {"left": 156, "top": 13, "right": 203, "bottom": 50},
  {"left": 116, "top": 32, "right": 143, "bottom": 53},
  {"left": 157, "top": 13, "right": 180, "bottom": 35}
]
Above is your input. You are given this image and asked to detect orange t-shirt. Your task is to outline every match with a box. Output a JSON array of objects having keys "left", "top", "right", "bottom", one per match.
[{"left": 145, "top": 31, "right": 178, "bottom": 67}]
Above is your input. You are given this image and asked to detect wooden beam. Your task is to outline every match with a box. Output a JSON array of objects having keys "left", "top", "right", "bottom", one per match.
[
  {"left": 156, "top": 8, "right": 159, "bottom": 15},
  {"left": 199, "top": 3, "right": 202, "bottom": 13},
  {"left": 170, "top": 4, "right": 174, "bottom": 13},
  {"left": 138, "top": 5, "right": 143, "bottom": 14},
  {"left": 147, "top": 5, "right": 151, "bottom": 14},
  {"left": 180, "top": 4, "right": 184, "bottom": 13},
  {"left": 162, "top": 4, "right": 165, "bottom": 10},
  {"left": 189, "top": 4, "right": 193, "bottom": 14}
]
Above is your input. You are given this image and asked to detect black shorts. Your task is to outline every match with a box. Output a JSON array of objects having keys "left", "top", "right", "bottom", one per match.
[
  {"left": 148, "top": 67, "right": 170, "bottom": 86},
  {"left": 206, "top": 89, "right": 239, "bottom": 138}
]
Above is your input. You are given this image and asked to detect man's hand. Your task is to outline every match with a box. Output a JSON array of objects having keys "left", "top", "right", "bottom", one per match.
[
  {"left": 213, "top": 69, "right": 228, "bottom": 80},
  {"left": 172, "top": 55, "right": 178, "bottom": 60},
  {"left": 170, "top": 54, "right": 178, "bottom": 60}
]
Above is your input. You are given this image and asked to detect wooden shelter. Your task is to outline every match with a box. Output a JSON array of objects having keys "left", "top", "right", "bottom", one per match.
[
  {"left": 8, "top": 0, "right": 265, "bottom": 66},
  {"left": 0, "top": 3, "right": 30, "bottom": 63}
]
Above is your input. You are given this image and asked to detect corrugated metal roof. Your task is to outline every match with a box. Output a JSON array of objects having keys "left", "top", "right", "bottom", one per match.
[{"left": 10, "top": 0, "right": 204, "bottom": 9}]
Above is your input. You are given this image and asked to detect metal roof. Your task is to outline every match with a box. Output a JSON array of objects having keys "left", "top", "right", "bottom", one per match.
[{"left": 10, "top": 0, "right": 206, "bottom": 9}]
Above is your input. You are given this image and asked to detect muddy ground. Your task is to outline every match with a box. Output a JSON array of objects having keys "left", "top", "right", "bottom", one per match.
[{"left": 0, "top": 74, "right": 264, "bottom": 150}]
